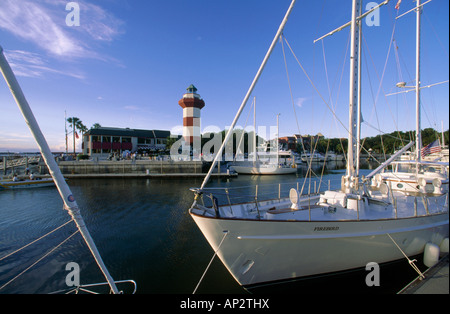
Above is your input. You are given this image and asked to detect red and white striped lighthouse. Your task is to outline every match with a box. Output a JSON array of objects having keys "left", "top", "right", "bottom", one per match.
[{"left": 178, "top": 84, "right": 205, "bottom": 146}]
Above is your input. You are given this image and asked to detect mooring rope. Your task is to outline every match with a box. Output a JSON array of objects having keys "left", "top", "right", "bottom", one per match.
[
  {"left": 193, "top": 231, "right": 229, "bottom": 294},
  {"left": 387, "top": 233, "right": 425, "bottom": 279}
]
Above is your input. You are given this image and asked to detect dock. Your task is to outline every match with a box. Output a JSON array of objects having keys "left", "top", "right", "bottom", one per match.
[
  {"left": 3, "top": 158, "right": 239, "bottom": 179},
  {"left": 399, "top": 255, "right": 449, "bottom": 294},
  {"left": 61, "top": 172, "right": 237, "bottom": 179}
]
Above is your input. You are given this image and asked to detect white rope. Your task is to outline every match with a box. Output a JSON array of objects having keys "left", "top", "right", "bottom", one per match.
[
  {"left": 0, "top": 219, "right": 73, "bottom": 262},
  {"left": 0, "top": 230, "right": 80, "bottom": 291},
  {"left": 387, "top": 233, "right": 425, "bottom": 279},
  {"left": 193, "top": 231, "right": 229, "bottom": 294}
]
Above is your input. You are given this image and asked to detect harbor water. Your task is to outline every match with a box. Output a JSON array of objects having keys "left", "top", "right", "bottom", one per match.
[{"left": 0, "top": 162, "right": 430, "bottom": 294}]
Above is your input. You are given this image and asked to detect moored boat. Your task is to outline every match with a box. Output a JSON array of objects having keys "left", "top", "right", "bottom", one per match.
[
  {"left": 374, "top": 160, "right": 449, "bottom": 195},
  {"left": 230, "top": 162, "right": 297, "bottom": 175},
  {"left": 188, "top": 0, "right": 449, "bottom": 289},
  {"left": 0, "top": 177, "right": 57, "bottom": 189}
]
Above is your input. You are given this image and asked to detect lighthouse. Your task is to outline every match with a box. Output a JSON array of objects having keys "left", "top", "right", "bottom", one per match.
[{"left": 178, "top": 84, "right": 205, "bottom": 147}]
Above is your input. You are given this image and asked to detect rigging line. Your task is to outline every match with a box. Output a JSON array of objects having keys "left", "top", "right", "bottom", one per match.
[
  {"left": 280, "top": 34, "right": 319, "bottom": 180},
  {"left": 192, "top": 231, "right": 229, "bottom": 294},
  {"left": 395, "top": 43, "right": 414, "bottom": 85},
  {"left": 392, "top": 39, "right": 410, "bottom": 147},
  {"left": 282, "top": 36, "right": 349, "bottom": 142},
  {"left": 280, "top": 34, "right": 314, "bottom": 179},
  {"left": 334, "top": 32, "right": 352, "bottom": 167},
  {"left": 321, "top": 37, "right": 334, "bottom": 110},
  {"left": 322, "top": 31, "right": 351, "bottom": 167},
  {"left": 317, "top": 139, "right": 330, "bottom": 193},
  {"left": 279, "top": 35, "right": 307, "bottom": 160},
  {"left": 197, "top": 0, "right": 297, "bottom": 191},
  {"left": 363, "top": 19, "right": 400, "bottom": 135},
  {"left": 362, "top": 28, "right": 400, "bottom": 160},
  {"left": 280, "top": 34, "right": 301, "bottom": 136},
  {"left": 386, "top": 233, "right": 425, "bottom": 279},
  {"left": 0, "top": 47, "right": 119, "bottom": 294},
  {"left": 363, "top": 120, "right": 417, "bottom": 142},
  {"left": 423, "top": 10, "right": 448, "bottom": 59},
  {"left": 284, "top": 35, "right": 371, "bottom": 171},
  {"left": 361, "top": 38, "right": 391, "bottom": 163},
  {"left": 284, "top": 35, "right": 380, "bottom": 168},
  {"left": 0, "top": 229, "right": 80, "bottom": 292},
  {"left": 393, "top": 39, "right": 406, "bottom": 88},
  {"left": 0, "top": 219, "right": 74, "bottom": 262},
  {"left": 361, "top": 38, "right": 386, "bottom": 161}
]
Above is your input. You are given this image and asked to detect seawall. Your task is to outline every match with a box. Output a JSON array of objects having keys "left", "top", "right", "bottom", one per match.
[{"left": 39, "top": 160, "right": 206, "bottom": 175}]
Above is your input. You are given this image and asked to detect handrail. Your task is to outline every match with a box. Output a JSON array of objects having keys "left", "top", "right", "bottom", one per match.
[
  {"left": 50, "top": 280, "right": 137, "bottom": 294},
  {"left": 193, "top": 184, "right": 448, "bottom": 220}
]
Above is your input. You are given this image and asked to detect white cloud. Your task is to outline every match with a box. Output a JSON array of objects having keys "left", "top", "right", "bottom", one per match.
[
  {"left": 295, "top": 97, "right": 308, "bottom": 108},
  {"left": 170, "top": 125, "right": 184, "bottom": 136},
  {"left": 0, "top": 0, "right": 82, "bottom": 57},
  {"left": 0, "top": 0, "right": 124, "bottom": 76},
  {"left": 4, "top": 49, "right": 85, "bottom": 79}
]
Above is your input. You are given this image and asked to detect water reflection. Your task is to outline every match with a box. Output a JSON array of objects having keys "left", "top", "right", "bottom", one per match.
[{"left": 0, "top": 160, "right": 419, "bottom": 294}]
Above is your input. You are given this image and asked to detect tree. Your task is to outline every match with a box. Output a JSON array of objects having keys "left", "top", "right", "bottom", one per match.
[
  {"left": 67, "top": 117, "right": 86, "bottom": 155},
  {"left": 91, "top": 123, "right": 102, "bottom": 129}
]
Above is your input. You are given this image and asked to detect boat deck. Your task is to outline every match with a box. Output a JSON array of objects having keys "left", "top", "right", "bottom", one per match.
[{"left": 194, "top": 189, "right": 448, "bottom": 222}]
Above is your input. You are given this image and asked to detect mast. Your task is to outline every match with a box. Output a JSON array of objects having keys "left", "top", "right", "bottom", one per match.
[
  {"left": 415, "top": 0, "right": 422, "bottom": 161},
  {"left": 356, "top": 12, "right": 363, "bottom": 177},
  {"left": 346, "top": 0, "right": 362, "bottom": 180},
  {"left": 276, "top": 113, "right": 280, "bottom": 166},
  {"left": 0, "top": 47, "right": 120, "bottom": 294},
  {"left": 198, "top": 0, "right": 297, "bottom": 191},
  {"left": 253, "top": 97, "right": 257, "bottom": 163},
  {"left": 65, "top": 110, "right": 68, "bottom": 155}
]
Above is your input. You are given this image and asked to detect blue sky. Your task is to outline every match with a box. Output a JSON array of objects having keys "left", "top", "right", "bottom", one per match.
[{"left": 0, "top": 0, "right": 448, "bottom": 152}]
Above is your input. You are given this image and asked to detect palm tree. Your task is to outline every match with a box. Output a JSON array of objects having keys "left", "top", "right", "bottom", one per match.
[{"left": 67, "top": 117, "right": 85, "bottom": 155}]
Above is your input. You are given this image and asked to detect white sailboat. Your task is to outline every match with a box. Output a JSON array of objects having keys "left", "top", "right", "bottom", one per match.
[
  {"left": 374, "top": 160, "right": 449, "bottom": 196},
  {"left": 300, "top": 151, "right": 327, "bottom": 163},
  {"left": 0, "top": 177, "right": 56, "bottom": 189},
  {"left": 230, "top": 162, "right": 297, "bottom": 175},
  {"left": 188, "top": 0, "right": 448, "bottom": 289},
  {"left": 230, "top": 102, "right": 297, "bottom": 175},
  {"left": 231, "top": 148, "right": 298, "bottom": 174}
]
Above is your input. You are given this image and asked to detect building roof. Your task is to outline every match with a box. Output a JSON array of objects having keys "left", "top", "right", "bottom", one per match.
[
  {"left": 186, "top": 84, "right": 197, "bottom": 93},
  {"left": 85, "top": 127, "right": 170, "bottom": 138}
]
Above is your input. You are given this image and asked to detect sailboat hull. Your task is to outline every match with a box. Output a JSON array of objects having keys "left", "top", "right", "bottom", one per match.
[
  {"left": 231, "top": 165, "right": 297, "bottom": 175},
  {"left": 190, "top": 211, "right": 448, "bottom": 287},
  {"left": 0, "top": 178, "right": 56, "bottom": 189}
]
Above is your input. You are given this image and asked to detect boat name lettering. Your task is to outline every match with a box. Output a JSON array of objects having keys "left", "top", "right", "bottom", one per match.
[{"left": 314, "top": 226, "right": 339, "bottom": 231}]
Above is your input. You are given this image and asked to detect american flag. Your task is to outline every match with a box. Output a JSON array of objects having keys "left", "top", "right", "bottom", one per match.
[{"left": 421, "top": 139, "right": 441, "bottom": 157}]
